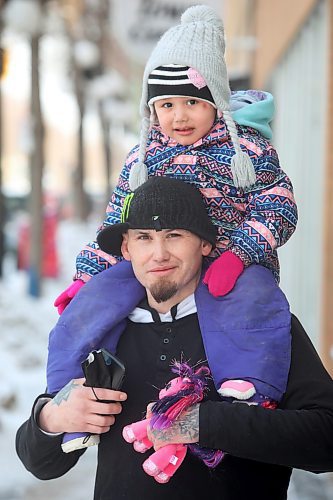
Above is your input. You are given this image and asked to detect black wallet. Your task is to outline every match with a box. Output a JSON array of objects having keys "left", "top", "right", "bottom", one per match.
[{"left": 81, "top": 348, "right": 125, "bottom": 402}]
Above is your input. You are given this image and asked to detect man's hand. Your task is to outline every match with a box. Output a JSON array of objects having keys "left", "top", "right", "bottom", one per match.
[
  {"left": 147, "top": 404, "right": 200, "bottom": 451},
  {"left": 39, "top": 378, "right": 127, "bottom": 435}
]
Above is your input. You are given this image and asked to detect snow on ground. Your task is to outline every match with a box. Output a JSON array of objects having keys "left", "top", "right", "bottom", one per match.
[
  {"left": 0, "top": 220, "right": 97, "bottom": 499},
  {"left": 0, "top": 219, "right": 333, "bottom": 499}
]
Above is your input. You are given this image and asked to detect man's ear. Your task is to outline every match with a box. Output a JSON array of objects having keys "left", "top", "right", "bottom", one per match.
[
  {"left": 201, "top": 240, "right": 213, "bottom": 257},
  {"left": 120, "top": 234, "right": 131, "bottom": 261}
]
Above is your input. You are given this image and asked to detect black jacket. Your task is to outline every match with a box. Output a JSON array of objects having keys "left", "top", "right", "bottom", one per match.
[{"left": 16, "top": 315, "right": 333, "bottom": 500}]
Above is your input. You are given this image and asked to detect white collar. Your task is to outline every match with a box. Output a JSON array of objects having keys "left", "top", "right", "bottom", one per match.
[{"left": 128, "top": 294, "right": 197, "bottom": 323}]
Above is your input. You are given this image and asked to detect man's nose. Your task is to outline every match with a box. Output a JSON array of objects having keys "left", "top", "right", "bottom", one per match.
[{"left": 152, "top": 240, "right": 170, "bottom": 261}]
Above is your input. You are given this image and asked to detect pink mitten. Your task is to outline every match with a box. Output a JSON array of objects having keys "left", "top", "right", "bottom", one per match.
[
  {"left": 142, "top": 444, "right": 187, "bottom": 483},
  {"left": 54, "top": 279, "right": 85, "bottom": 314},
  {"left": 203, "top": 250, "right": 244, "bottom": 297},
  {"left": 122, "top": 419, "right": 153, "bottom": 453}
]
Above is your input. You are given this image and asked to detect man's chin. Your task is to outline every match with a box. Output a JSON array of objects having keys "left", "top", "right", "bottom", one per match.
[{"left": 149, "top": 280, "right": 178, "bottom": 303}]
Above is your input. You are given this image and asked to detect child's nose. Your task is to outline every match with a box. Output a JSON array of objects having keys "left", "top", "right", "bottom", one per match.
[{"left": 174, "top": 106, "right": 188, "bottom": 121}]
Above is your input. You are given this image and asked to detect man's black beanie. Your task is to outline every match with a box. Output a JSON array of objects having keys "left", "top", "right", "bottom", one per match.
[{"left": 97, "top": 176, "right": 217, "bottom": 256}]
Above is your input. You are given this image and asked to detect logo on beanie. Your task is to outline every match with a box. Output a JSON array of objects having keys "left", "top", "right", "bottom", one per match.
[
  {"left": 187, "top": 68, "right": 207, "bottom": 89},
  {"left": 121, "top": 193, "right": 134, "bottom": 223},
  {"left": 152, "top": 215, "right": 162, "bottom": 231}
]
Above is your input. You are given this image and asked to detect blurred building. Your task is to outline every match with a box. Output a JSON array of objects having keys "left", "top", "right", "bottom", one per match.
[
  {"left": 1, "top": 0, "right": 332, "bottom": 371},
  {"left": 224, "top": 0, "right": 333, "bottom": 373}
]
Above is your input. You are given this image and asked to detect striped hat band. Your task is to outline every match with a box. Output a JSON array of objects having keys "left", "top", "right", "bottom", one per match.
[{"left": 147, "top": 65, "right": 215, "bottom": 106}]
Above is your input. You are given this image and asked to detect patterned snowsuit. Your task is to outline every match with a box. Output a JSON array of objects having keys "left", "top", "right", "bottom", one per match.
[{"left": 75, "top": 92, "right": 297, "bottom": 283}]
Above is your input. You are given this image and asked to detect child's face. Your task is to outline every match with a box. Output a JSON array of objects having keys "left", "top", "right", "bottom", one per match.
[{"left": 154, "top": 96, "right": 216, "bottom": 146}]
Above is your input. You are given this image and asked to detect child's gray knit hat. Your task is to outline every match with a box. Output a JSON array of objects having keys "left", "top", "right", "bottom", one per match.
[{"left": 129, "top": 4, "right": 256, "bottom": 191}]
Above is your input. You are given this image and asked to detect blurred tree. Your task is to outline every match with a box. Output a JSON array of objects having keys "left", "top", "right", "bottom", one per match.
[
  {"left": 29, "top": 18, "right": 44, "bottom": 297},
  {"left": 3, "top": 0, "right": 46, "bottom": 296},
  {"left": 0, "top": 0, "right": 11, "bottom": 279},
  {"left": 61, "top": 2, "right": 96, "bottom": 221},
  {"left": 97, "top": 0, "right": 113, "bottom": 208},
  {"left": 0, "top": 28, "right": 4, "bottom": 279},
  {"left": 72, "top": 43, "right": 90, "bottom": 221},
  {"left": 58, "top": 0, "right": 131, "bottom": 219}
]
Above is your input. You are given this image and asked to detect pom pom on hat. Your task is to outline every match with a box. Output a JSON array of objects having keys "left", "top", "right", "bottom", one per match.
[{"left": 181, "top": 4, "right": 223, "bottom": 30}]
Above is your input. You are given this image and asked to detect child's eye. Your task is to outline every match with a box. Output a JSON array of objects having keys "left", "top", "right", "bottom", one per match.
[
  {"left": 161, "top": 102, "right": 173, "bottom": 109},
  {"left": 186, "top": 99, "right": 197, "bottom": 106}
]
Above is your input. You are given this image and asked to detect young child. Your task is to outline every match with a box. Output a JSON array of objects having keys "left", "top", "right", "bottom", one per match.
[{"left": 55, "top": 5, "right": 297, "bottom": 313}]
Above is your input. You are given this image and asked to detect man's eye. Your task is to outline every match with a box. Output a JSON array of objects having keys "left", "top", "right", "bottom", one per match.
[
  {"left": 137, "top": 234, "right": 150, "bottom": 240},
  {"left": 167, "top": 232, "right": 181, "bottom": 238}
]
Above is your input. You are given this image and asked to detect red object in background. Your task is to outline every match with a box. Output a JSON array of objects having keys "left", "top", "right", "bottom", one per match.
[{"left": 17, "top": 211, "right": 59, "bottom": 278}]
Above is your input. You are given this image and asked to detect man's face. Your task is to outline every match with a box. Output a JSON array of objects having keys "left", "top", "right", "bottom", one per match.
[
  {"left": 154, "top": 96, "right": 216, "bottom": 145},
  {"left": 121, "top": 229, "right": 212, "bottom": 310}
]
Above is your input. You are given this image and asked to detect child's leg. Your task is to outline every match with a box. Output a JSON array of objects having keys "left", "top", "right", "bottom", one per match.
[
  {"left": 219, "top": 379, "right": 277, "bottom": 406},
  {"left": 218, "top": 379, "right": 256, "bottom": 400},
  {"left": 61, "top": 432, "right": 100, "bottom": 453}
]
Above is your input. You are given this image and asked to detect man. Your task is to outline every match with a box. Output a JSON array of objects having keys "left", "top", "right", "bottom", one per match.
[{"left": 16, "top": 177, "right": 333, "bottom": 500}]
